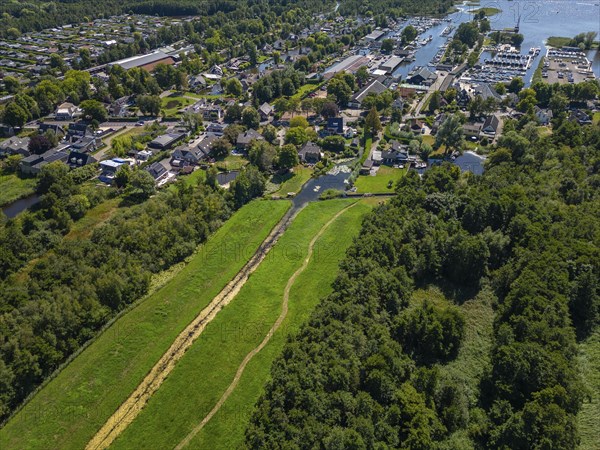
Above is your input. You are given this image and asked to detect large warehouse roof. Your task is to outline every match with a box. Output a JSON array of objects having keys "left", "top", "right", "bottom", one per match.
[{"left": 108, "top": 51, "right": 173, "bottom": 70}]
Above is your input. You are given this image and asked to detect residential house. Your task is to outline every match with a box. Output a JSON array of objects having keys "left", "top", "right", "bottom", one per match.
[
  {"left": 298, "top": 141, "right": 322, "bottom": 163},
  {"left": 145, "top": 162, "right": 168, "bottom": 182},
  {"left": 171, "top": 145, "right": 210, "bottom": 166},
  {"left": 406, "top": 67, "right": 438, "bottom": 86},
  {"left": 39, "top": 123, "right": 65, "bottom": 137},
  {"left": 67, "top": 151, "right": 97, "bottom": 169},
  {"left": 463, "top": 122, "right": 483, "bottom": 139},
  {"left": 148, "top": 133, "right": 185, "bottom": 151},
  {"left": 20, "top": 149, "right": 69, "bottom": 175},
  {"left": 197, "top": 134, "right": 219, "bottom": 157},
  {"left": 482, "top": 115, "right": 500, "bottom": 135},
  {"left": 99, "top": 158, "right": 130, "bottom": 184},
  {"left": 258, "top": 102, "right": 274, "bottom": 122},
  {"left": 0, "top": 136, "right": 31, "bottom": 157},
  {"left": 326, "top": 117, "right": 344, "bottom": 135},
  {"left": 67, "top": 122, "right": 91, "bottom": 140},
  {"left": 534, "top": 106, "right": 553, "bottom": 126},
  {"left": 70, "top": 136, "right": 99, "bottom": 153},
  {"left": 55, "top": 102, "right": 78, "bottom": 120},
  {"left": 189, "top": 74, "right": 207, "bottom": 90},
  {"left": 349, "top": 79, "right": 388, "bottom": 108},
  {"left": 569, "top": 109, "right": 592, "bottom": 125},
  {"left": 206, "top": 123, "right": 226, "bottom": 136},
  {"left": 236, "top": 129, "right": 264, "bottom": 150},
  {"left": 109, "top": 96, "right": 131, "bottom": 117}
]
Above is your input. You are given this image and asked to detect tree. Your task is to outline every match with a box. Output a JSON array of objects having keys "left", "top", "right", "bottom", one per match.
[
  {"left": 80, "top": 100, "right": 108, "bottom": 122},
  {"left": 210, "top": 137, "right": 232, "bottom": 158},
  {"left": 278, "top": 144, "right": 299, "bottom": 171},
  {"left": 320, "top": 101, "right": 339, "bottom": 119},
  {"left": 225, "top": 78, "right": 243, "bottom": 97},
  {"left": 356, "top": 66, "right": 370, "bottom": 86},
  {"left": 262, "top": 124, "right": 277, "bottom": 144},
  {"left": 3, "top": 102, "right": 28, "bottom": 128},
  {"left": 249, "top": 140, "right": 277, "bottom": 172},
  {"left": 401, "top": 25, "right": 418, "bottom": 44},
  {"left": 78, "top": 48, "right": 92, "bottom": 69},
  {"left": 365, "top": 107, "right": 382, "bottom": 135},
  {"left": 3, "top": 76, "right": 20, "bottom": 94},
  {"left": 428, "top": 91, "right": 441, "bottom": 114},
  {"left": 114, "top": 164, "right": 131, "bottom": 189},
  {"left": 435, "top": 114, "right": 464, "bottom": 155},
  {"left": 381, "top": 39, "right": 395, "bottom": 53},
  {"left": 327, "top": 77, "right": 353, "bottom": 106},
  {"left": 136, "top": 95, "right": 160, "bottom": 116},
  {"left": 242, "top": 107, "right": 260, "bottom": 129},
  {"left": 37, "top": 161, "right": 71, "bottom": 195},
  {"left": 454, "top": 22, "right": 479, "bottom": 47},
  {"left": 507, "top": 77, "right": 524, "bottom": 94},
  {"left": 225, "top": 103, "right": 243, "bottom": 123},
  {"left": 230, "top": 165, "right": 266, "bottom": 208},
  {"left": 127, "top": 170, "right": 155, "bottom": 200},
  {"left": 289, "top": 116, "right": 309, "bottom": 129},
  {"left": 285, "top": 127, "right": 309, "bottom": 146},
  {"left": 28, "top": 135, "right": 53, "bottom": 155}
]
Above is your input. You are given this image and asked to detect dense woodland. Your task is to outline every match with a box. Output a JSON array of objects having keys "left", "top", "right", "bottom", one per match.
[{"left": 246, "top": 117, "right": 599, "bottom": 448}]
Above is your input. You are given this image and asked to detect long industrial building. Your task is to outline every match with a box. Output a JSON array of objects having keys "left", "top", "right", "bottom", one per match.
[
  {"left": 323, "top": 55, "right": 369, "bottom": 79},
  {"left": 108, "top": 51, "right": 176, "bottom": 71}
]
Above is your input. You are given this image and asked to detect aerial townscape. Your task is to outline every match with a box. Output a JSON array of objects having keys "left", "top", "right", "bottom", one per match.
[{"left": 0, "top": 0, "right": 598, "bottom": 448}]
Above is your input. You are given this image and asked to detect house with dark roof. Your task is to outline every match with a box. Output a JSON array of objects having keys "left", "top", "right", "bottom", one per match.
[
  {"left": 171, "top": 145, "right": 210, "bottom": 166},
  {"left": 70, "top": 136, "right": 99, "bottom": 153},
  {"left": 145, "top": 162, "right": 168, "bottom": 182},
  {"left": 38, "top": 123, "right": 65, "bottom": 137},
  {"left": 20, "top": 149, "right": 68, "bottom": 175},
  {"left": 206, "top": 123, "right": 225, "bottom": 136},
  {"left": 298, "top": 141, "right": 322, "bottom": 163},
  {"left": 258, "top": 102, "right": 274, "bottom": 121},
  {"left": 67, "top": 122, "right": 92, "bottom": 140},
  {"left": 349, "top": 79, "right": 388, "bottom": 108},
  {"left": 197, "top": 135, "right": 219, "bottom": 157},
  {"left": 109, "top": 96, "right": 131, "bottom": 117},
  {"left": 482, "top": 115, "right": 500, "bottom": 135},
  {"left": 148, "top": 133, "right": 185, "bottom": 151},
  {"left": 569, "top": 109, "right": 592, "bottom": 125},
  {"left": 326, "top": 117, "right": 344, "bottom": 135},
  {"left": 236, "top": 129, "right": 264, "bottom": 150},
  {"left": 407, "top": 67, "right": 438, "bottom": 86},
  {"left": 67, "top": 151, "right": 97, "bottom": 168},
  {"left": 0, "top": 136, "right": 31, "bottom": 157}
]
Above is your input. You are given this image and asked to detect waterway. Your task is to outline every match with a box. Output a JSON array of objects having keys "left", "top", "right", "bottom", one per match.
[
  {"left": 392, "top": 0, "right": 600, "bottom": 82},
  {"left": 1, "top": 194, "right": 40, "bottom": 219}
]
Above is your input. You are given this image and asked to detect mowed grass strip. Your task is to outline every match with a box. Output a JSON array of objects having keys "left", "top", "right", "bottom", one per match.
[
  {"left": 110, "top": 199, "right": 373, "bottom": 450},
  {"left": 0, "top": 200, "right": 291, "bottom": 450}
]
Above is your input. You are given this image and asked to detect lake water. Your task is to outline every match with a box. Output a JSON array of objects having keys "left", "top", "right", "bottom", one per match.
[{"left": 394, "top": 0, "right": 600, "bottom": 82}]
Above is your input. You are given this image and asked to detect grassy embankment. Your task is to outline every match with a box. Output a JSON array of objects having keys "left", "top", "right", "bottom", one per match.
[
  {"left": 546, "top": 36, "right": 573, "bottom": 48},
  {"left": 269, "top": 165, "right": 313, "bottom": 196},
  {"left": 0, "top": 173, "right": 37, "bottom": 207},
  {"left": 577, "top": 328, "right": 600, "bottom": 449},
  {"left": 0, "top": 200, "right": 290, "bottom": 450},
  {"left": 110, "top": 199, "right": 375, "bottom": 450},
  {"left": 354, "top": 165, "right": 408, "bottom": 194},
  {"left": 470, "top": 7, "right": 501, "bottom": 16}
]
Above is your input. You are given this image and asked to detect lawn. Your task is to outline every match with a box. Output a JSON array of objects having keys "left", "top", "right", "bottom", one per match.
[
  {"left": 161, "top": 95, "right": 197, "bottom": 116},
  {"left": 546, "top": 36, "right": 573, "bottom": 48},
  {"left": 99, "top": 126, "right": 146, "bottom": 155},
  {"left": 176, "top": 168, "right": 207, "bottom": 188},
  {"left": 593, "top": 112, "right": 600, "bottom": 126},
  {"left": 270, "top": 165, "right": 312, "bottom": 196},
  {"left": 577, "top": 328, "right": 600, "bottom": 449},
  {"left": 215, "top": 154, "right": 249, "bottom": 171},
  {"left": 109, "top": 199, "right": 374, "bottom": 450},
  {"left": 0, "top": 200, "right": 290, "bottom": 450},
  {"left": 290, "top": 82, "right": 323, "bottom": 101},
  {"left": 354, "top": 165, "right": 408, "bottom": 193},
  {"left": 0, "top": 173, "right": 37, "bottom": 207},
  {"left": 470, "top": 7, "right": 501, "bottom": 16}
]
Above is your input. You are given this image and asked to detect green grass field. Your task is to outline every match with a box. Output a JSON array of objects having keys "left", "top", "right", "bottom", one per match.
[
  {"left": 64, "top": 197, "right": 122, "bottom": 241},
  {"left": 215, "top": 154, "right": 249, "bottom": 171},
  {"left": 0, "top": 173, "right": 37, "bottom": 207},
  {"left": 161, "top": 96, "right": 197, "bottom": 117},
  {"left": 270, "top": 165, "right": 312, "bottom": 196},
  {"left": 546, "top": 36, "right": 573, "bottom": 48},
  {"left": 577, "top": 328, "right": 600, "bottom": 449},
  {"left": 354, "top": 165, "right": 407, "bottom": 193},
  {"left": 593, "top": 112, "right": 600, "bottom": 126},
  {"left": 0, "top": 200, "right": 290, "bottom": 450},
  {"left": 110, "top": 199, "right": 373, "bottom": 450}
]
